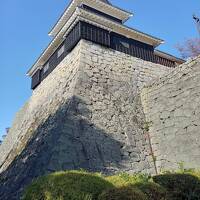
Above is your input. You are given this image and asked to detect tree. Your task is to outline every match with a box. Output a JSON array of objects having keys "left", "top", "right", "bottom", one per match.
[{"left": 176, "top": 38, "right": 200, "bottom": 59}]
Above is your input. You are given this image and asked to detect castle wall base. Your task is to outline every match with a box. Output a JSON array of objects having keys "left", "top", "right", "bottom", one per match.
[{"left": 0, "top": 40, "right": 172, "bottom": 199}]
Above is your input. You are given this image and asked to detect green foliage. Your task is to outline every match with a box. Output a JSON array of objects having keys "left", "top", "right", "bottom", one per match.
[
  {"left": 177, "top": 161, "right": 185, "bottom": 173},
  {"left": 106, "top": 173, "right": 150, "bottom": 188},
  {"left": 188, "top": 170, "right": 200, "bottom": 179},
  {"left": 143, "top": 121, "right": 153, "bottom": 132},
  {"left": 134, "top": 182, "right": 166, "bottom": 200},
  {"left": 153, "top": 173, "right": 200, "bottom": 200},
  {"left": 22, "top": 171, "right": 114, "bottom": 200},
  {"left": 98, "top": 186, "right": 147, "bottom": 200},
  {"left": 23, "top": 170, "right": 200, "bottom": 200}
]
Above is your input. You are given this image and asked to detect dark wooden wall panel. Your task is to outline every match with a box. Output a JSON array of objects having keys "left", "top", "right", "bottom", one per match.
[
  {"left": 40, "top": 22, "right": 81, "bottom": 81},
  {"left": 80, "top": 21, "right": 110, "bottom": 47},
  {"left": 110, "top": 32, "right": 155, "bottom": 63},
  {"left": 81, "top": 4, "right": 122, "bottom": 24},
  {"left": 31, "top": 21, "right": 176, "bottom": 89},
  {"left": 154, "top": 55, "right": 175, "bottom": 68},
  {"left": 31, "top": 69, "right": 41, "bottom": 89}
]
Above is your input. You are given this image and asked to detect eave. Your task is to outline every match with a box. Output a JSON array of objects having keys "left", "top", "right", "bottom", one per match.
[{"left": 48, "top": 0, "right": 133, "bottom": 37}]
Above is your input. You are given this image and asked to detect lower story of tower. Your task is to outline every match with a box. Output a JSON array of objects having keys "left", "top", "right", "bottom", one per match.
[{"left": 31, "top": 21, "right": 182, "bottom": 90}]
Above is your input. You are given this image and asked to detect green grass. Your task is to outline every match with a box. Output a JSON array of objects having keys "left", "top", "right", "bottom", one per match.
[
  {"left": 105, "top": 173, "right": 150, "bottom": 187},
  {"left": 98, "top": 186, "right": 147, "bottom": 200},
  {"left": 22, "top": 170, "right": 200, "bottom": 200},
  {"left": 22, "top": 171, "right": 114, "bottom": 200}
]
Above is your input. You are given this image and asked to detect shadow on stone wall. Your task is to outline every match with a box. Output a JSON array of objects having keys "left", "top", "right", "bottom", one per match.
[{"left": 0, "top": 96, "right": 127, "bottom": 200}]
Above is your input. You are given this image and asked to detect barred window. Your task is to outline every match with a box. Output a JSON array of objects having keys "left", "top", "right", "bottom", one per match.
[
  {"left": 43, "top": 62, "right": 49, "bottom": 73},
  {"left": 120, "top": 40, "right": 130, "bottom": 49},
  {"left": 57, "top": 45, "right": 65, "bottom": 58}
]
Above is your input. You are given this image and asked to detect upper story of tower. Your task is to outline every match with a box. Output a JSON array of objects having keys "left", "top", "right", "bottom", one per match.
[
  {"left": 28, "top": 0, "right": 185, "bottom": 90},
  {"left": 48, "top": 0, "right": 132, "bottom": 37}
]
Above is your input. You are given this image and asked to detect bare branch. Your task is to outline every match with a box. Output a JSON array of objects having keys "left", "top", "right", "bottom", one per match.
[{"left": 176, "top": 38, "right": 200, "bottom": 59}]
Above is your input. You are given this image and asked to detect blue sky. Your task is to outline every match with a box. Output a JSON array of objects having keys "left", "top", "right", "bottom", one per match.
[{"left": 0, "top": 0, "right": 199, "bottom": 140}]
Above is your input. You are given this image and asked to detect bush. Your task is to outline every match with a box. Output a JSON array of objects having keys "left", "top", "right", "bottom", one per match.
[
  {"left": 134, "top": 182, "right": 166, "bottom": 200},
  {"left": 98, "top": 186, "right": 147, "bottom": 200},
  {"left": 153, "top": 173, "right": 200, "bottom": 200},
  {"left": 188, "top": 170, "right": 200, "bottom": 179},
  {"left": 22, "top": 171, "right": 114, "bottom": 200},
  {"left": 23, "top": 170, "right": 200, "bottom": 200},
  {"left": 106, "top": 173, "right": 150, "bottom": 187}
]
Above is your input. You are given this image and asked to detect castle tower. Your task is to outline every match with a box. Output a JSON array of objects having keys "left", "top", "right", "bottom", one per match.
[
  {"left": 28, "top": 0, "right": 184, "bottom": 90},
  {"left": 0, "top": 1, "right": 184, "bottom": 199}
]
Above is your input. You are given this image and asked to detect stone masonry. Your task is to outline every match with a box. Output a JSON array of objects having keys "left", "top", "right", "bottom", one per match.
[
  {"left": 141, "top": 56, "right": 200, "bottom": 172},
  {"left": 0, "top": 39, "right": 176, "bottom": 199}
]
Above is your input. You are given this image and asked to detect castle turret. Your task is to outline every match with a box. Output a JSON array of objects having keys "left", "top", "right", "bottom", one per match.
[{"left": 28, "top": 0, "right": 184, "bottom": 90}]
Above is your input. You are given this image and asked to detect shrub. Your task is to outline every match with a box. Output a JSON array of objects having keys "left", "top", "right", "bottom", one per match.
[
  {"left": 134, "top": 182, "right": 166, "bottom": 200},
  {"left": 187, "top": 170, "right": 200, "bottom": 179},
  {"left": 153, "top": 173, "right": 200, "bottom": 200},
  {"left": 98, "top": 186, "right": 147, "bottom": 200},
  {"left": 23, "top": 170, "right": 200, "bottom": 200},
  {"left": 106, "top": 173, "right": 150, "bottom": 187},
  {"left": 22, "top": 171, "right": 114, "bottom": 200}
]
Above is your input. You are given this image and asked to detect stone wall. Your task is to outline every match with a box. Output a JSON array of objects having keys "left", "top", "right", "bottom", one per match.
[
  {"left": 0, "top": 40, "right": 171, "bottom": 199},
  {"left": 73, "top": 40, "right": 171, "bottom": 174},
  {"left": 0, "top": 41, "right": 82, "bottom": 174},
  {"left": 141, "top": 56, "right": 200, "bottom": 172}
]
